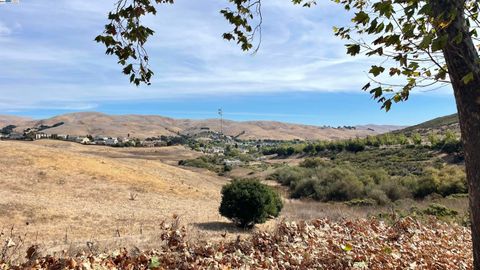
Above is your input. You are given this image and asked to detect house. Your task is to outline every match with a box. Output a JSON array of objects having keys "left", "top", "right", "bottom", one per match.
[
  {"left": 75, "top": 137, "right": 91, "bottom": 144},
  {"left": 35, "top": 133, "right": 49, "bottom": 140},
  {"left": 105, "top": 137, "right": 119, "bottom": 146},
  {"left": 118, "top": 137, "right": 129, "bottom": 143},
  {"left": 224, "top": 159, "right": 243, "bottom": 167},
  {"left": 142, "top": 141, "right": 155, "bottom": 147}
]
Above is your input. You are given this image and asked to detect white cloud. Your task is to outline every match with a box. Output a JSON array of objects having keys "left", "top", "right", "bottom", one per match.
[
  {"left": 0, "top": 21, "right": 11, "bottom": 36},
  {"left": 0, "top": 0, "right": 453, "bottom": 111}
]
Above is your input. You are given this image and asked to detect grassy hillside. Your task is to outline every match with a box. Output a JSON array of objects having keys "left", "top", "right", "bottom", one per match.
[
  {"left": 400, "top": 113, "right": 459, "bottom": 133},
  {"left": 0, "top": 140, "right": 232, "bottom": 247}
]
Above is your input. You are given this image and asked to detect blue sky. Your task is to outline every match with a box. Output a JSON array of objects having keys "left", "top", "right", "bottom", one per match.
[{"left": 0, "top": 0, "right": 456, "bottom": 126}]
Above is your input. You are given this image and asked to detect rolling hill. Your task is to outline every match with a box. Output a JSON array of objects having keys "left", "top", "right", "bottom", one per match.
[
  {"left": 0, "top": 115, "right": 31, "bottom": 127},
  {"left": 396, "top": 113, "right": 460, "bottom": 136},
  {"left": 401, "top": 113, "right": 459, "bottom": 133},
  {"left": 1, "top": 112, "right": 403, "bottom": 140}
]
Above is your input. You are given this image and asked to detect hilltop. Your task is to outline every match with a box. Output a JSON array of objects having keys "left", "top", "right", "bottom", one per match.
[
  {"left": 398, "top": 113, "right": 459, "bottom": 135},
  {"left": 1, "top": 112, "right": 403, "bottom": 140},
  {"left": 0, "top": 115, "right": 31, "bottom": 127}
]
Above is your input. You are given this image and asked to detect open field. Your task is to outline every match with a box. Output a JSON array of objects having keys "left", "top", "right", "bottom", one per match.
[
  {"left": 0, "top": 140, "right": 340, "bottom": 254},
  {"left": 0, "top": 140, "right": 242, "bottom": 254},
  {"left": 0, "top": 139, "right": 471, "bottom": 264}
]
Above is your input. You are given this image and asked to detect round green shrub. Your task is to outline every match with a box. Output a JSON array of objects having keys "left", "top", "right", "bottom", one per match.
[
  {"left": 219, "top": 179, "right": 283, "bottom": 228},
  {"left": 366, "top": 189, "right": 390, "bottom": 205},
  {"left": 299, "top": 157, "right": 327, "bottom": 168}
]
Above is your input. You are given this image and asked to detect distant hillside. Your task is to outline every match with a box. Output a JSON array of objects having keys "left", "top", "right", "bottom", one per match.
[
  {"left": 402, "top": 114, "right": 459, "bottom": 132},
  {"left": 0, "top": 115, "right": 31, "bottom": 127},
  {"left": 0, "top": 112, "right": 403, "bottom": 141}
]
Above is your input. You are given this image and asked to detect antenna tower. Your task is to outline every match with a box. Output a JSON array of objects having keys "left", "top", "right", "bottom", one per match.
[{"left": 218, "top": 108, "right": 223, "bottom": 134}]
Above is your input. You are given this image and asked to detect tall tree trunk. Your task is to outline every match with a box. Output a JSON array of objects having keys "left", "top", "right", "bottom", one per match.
[{"left": 432, "top": 0, "right": 480, "bottom": 268}]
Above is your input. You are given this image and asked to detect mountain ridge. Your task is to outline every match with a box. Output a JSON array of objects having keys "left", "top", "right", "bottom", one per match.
[{"left": 0, "top": 112, "right": 404, "bottom": 140}]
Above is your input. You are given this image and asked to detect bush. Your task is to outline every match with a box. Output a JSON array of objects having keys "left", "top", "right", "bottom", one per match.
[
  {"left": 310, "top": 167, "right": 364, "bottom": 201},
  {"left": 366, "top": 189, "right": 390, "bottom": 205},
  {"left": 345, "top": 198, "right": 376, "bottom": 207},
  {"left": 299, "top": 157, "right": 327, "bottom": 168},
  {"left": 436, "top": 166, "right": 467, "bottom": 196},
  {"left": 291, "top": 179, "right": 317, "bottom": 199},
  {"left": 423, "top": 204, "right": 458, "bottom": 218},
  {"left": 178, "top": 156, "right": 218, "bottom": 171},
  {"left": 345, "top": 140, "right": 366, "bottom": 153},
  {"left": 380, "top": 179, "right": 412, "bottom": 201},
  {"left": 441, "top": 140, "right": 462, "bottom": 154},
  {"left": 219, "top": 179, "right": 283, "bottom": 228},
  {"left": 269, "top": 166, "right": 308, "bottom": 187}
]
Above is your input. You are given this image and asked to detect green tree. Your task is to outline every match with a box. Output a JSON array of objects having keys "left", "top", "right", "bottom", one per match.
[
  {"left": 219, "top": 179, "right": 283, "bottom": 228},
  {"left": 96, "top": 0, "right": 480, "bottom": 266},
  {"left": 411, "top": 132, "right": 423, "bottom": 145}
]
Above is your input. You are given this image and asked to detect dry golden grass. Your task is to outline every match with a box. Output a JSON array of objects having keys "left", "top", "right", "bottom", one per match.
[
  {"left": 0, "top": 140, "right": 252, "bottom": 254},
  {"left": 0, "top": 139, "right": 469, "bottom": 259},
  {"left": 10, "top": 112, "right": 401, "bottom": 140}
]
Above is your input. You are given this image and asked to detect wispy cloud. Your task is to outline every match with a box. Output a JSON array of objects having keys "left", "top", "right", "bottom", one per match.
[
  {"left": 0, "top": 0, "right": 453, "bottom": 112},
  {"left": 0, "top": 21, "right": 11, "bottom": 36}
]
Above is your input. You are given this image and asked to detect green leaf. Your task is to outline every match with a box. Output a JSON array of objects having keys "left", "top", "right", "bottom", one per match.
[
  {"left": 352, "top": 11, "right": 370, "bottom": 25},
  {"left": 419, "top": 33, "right": 434, "bottom": 49},
  {"left": 346, "top": 44, "right": 361, "bottom": 56},
  {"left": 432, "top": 34, "right": 448, "bottom": 52},
  {"left": 341, "top": 243, "right": 353, "bottom": 252},
  {"left": 149, "top": 256, "right": 160, "bottom": 269},
  {"left": 369, "top": 65, "right": 385, "bottom": 77}
]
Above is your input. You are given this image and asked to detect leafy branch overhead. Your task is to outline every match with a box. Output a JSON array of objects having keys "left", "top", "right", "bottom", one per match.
[
  {"left": 96, "top": 0, "right": 314, "bottom": 86},
  {"left": 333, "top": 0, "right": 480, "bottom": 111},
  {"left": 95, "top": 0, "right": 174, "bottom": 86},
  {"left": 97, "top": 0, "right": 480, "bottom": 111}
]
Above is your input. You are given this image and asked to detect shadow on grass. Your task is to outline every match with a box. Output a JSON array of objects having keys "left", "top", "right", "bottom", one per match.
[{"left": 193, "top": 221, "right": 250, "bottom": 233}]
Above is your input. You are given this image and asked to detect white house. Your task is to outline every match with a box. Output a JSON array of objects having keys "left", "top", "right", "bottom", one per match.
[
  {"left": 105, "top": 137, "right": 119, "bottom": 146},
  {"left": 35, "top": 133, "right": 49, "bottom": 140},
  {"left": 224, "top": 159, "right": 243, "bottom": 166},
  {"left": 75, "top": 137, "right": 91, "bottom": 144}
]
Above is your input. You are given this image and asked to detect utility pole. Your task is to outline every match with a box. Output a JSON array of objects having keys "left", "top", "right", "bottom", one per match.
[{"left": 218, "top": 108, "right": 223, "bottom": 135}]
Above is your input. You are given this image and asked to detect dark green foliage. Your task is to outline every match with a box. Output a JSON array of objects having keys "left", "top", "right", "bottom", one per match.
[
  {"left": 423, "top": 204, "right": 458, "bottom": 218},
  {"left": 345, "top": 140, "right": 366, "bottom": 153},
  {"left": 0, "top": 125, "right": 16, "bottom": 135},
  {"left": 299, "top": 157, "right": 326, "bottom": 168},
  {"left": 366, "top": 189, "right": 390, "bottom": 205},
  {"left": 223, "top": 164, "right": 233, "bottom": 172},
  {"left": 178, "top": 156, "right": 221, "bottom": 172},
  {"left": 440, "top": 140, "right": 463, "bottom": 154},
  {"left": 269, "top": 166, "right": 308, "bottom": 188},
  {"left": 380, "top": 179, "right": 412, "bottom": 201},
  {"left": 219, "top": 179, "right": 283, "bottom": 228},
  {"left": 271, "top": 146, "right": 467, "bottom": 203},
  {"left": 345, "top": 198, "right": 376, "bottom": 207},
  {"left": 413, "top": 175, "right": 437, "bottom": 198}
]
